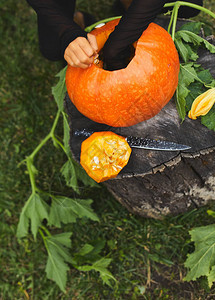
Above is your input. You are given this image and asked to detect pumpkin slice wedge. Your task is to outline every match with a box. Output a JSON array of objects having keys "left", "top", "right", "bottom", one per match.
[{"left": 80, "top": 131, "right": 132, "bottom": 183}]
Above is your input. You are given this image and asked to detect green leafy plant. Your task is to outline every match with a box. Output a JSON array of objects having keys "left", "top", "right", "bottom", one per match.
[
  {"left": 16, "top": 1, "right": 215, "bottom": 293},
  {"left": 165, "top": 2, "right": 215, "bottom": 129},
  {"left": 164, "top": 3, "right": 215, "bottom": 288},
  {"left": 184, "top": 210, "right": 215, "bottom": 287},
  {"left": 174, "top": 24, "right": 215, "bottom": 124},
  {"left": 163, "top": 2, "right": 215, "bottom": 288},
  {"left": 16, "top": 67, "right": 115, "bottom": 292}
]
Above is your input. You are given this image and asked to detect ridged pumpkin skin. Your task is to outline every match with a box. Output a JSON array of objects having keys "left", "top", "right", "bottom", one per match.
[
  {"left": 66, "top": 19, "right": 180, "bottom": 127},
  {"left": 80, "top": 131, "right": 131, "bottom": 183}
]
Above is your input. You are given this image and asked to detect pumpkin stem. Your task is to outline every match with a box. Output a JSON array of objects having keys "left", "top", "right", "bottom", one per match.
[
  {"left": 169, "top": 3, "right": 180, "bottom": 41},
  {"left": 85, "top": 16, "right": 122, "bottom": 33}
]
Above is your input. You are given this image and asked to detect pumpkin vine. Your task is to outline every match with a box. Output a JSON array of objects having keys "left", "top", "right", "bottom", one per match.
[
  {"left": 165, "top": 1, "right": 215, "bottom": 40},
  {"left": 17, "top": 2, "right": 215, "bottom": 292}
]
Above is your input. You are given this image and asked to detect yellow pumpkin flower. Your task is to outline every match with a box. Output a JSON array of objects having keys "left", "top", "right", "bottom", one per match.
[{"left": 188, "top": 88, "right": 215, "bottom": 120}]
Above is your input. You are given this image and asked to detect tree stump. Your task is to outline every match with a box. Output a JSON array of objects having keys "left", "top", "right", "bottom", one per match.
[{"left": 64, "top": 18, "right": 215, "bottom": 219}]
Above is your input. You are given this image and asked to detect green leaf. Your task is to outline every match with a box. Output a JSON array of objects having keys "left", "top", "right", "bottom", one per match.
[
  {"left": 93, "top": 257, "right": 113, "bottom": 269},
  {"left": 61, "top": 159, "right": 79, "bottom": 193},
  {"left": 176, "top": 30, "right": 215, "bottom": 54},
  {"left": 94, "top": 266, "right": 116, "bottom": 287},
  {"left": 51, "top": 66, "right": 67, "bottom": 112},
  {"left": 74, "top": 240, "right": 106, "bottom": 265},
  {"left": 197, "top": 69, "right": 215, "bottom": 87},
  {"left": 60, "top": 110, "right": 99, "bottom": 190},
  {"left": 77, "top": 244, "right": 94, "bottom": 256},
  {"left": 48, "top": 196, "right": 99, "bottom": 227},
  {"left": 201, "top": 105, "right": 215, "bottom": 132},
  {"left": 73, "top": 159, "right": 100, "bottom": 188},
  {"left": 68, "top": 197, "right": 99, "bottom": 221},
  {"left": 62, "top": 111, "right": 71, "bottom": 156},
  {"left": 178, "top": 21, "right": 202, "bottom": 35},
  {"left": 180, "top": 63, "right": 204, "bottom": 85},
  {"left": 184, "top": 224, "right": 215, "bottom": 283},
  {"left": 175, "top": 62, "right": 213, "bottom": 120},
  {"left": 184, "top": 66, "right": 215, "bottom": 110},
  {"left": 44, "top": 232, "right": 73, "bottom": 292},
  {"left": 17, "top": 193, "right": 49, "bottom": 239},
  {"left": 48, "top": 196, "right": 78, "bottom": 227},
  {"left": 207, "top": 210, "right": 215, "bottom": 219},
  {"left": 208, "top": 265, "right": 215, "bottom": 288},
  {"left": 61, "top": 159, "right": 99, "bottom": 193},
  {"left": 175, "top": 64, "right": 196, "bottom": 120},
  {"left": 175, "top": 38, "right": 199, "bottom": 63},
  {"left": 175, "top": 23, "right": 206, "bottom": 62},
  {"left": 202, "top": 24, "right": 213, "bottom": 37},
  {"left": 175, "top": 84, "right": 187, "bottom": 121},
  {"left": 77, "top": 258, "right": 116, "bottom": 287},
  {"left": 88, "top": 239, "right": 106, "bottom": 256}
]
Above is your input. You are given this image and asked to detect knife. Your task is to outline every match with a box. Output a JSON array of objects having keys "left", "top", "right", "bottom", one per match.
[{"left": 73, "top": 129, "right": 191, "bottom": 151}]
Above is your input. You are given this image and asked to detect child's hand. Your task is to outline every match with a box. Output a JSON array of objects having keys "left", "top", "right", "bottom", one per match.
[{"left": 64, "top": 33, "right": 98, "bottom": 68}]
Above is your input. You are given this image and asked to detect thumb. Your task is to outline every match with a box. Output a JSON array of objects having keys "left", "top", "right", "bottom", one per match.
[{"left": 87, "top": 34, "right": 98, "bottom": 55}]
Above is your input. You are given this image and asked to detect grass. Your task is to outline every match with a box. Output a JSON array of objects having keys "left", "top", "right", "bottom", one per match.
[{"left": 1, "top": 0, "right": 215, "bottom": 299}]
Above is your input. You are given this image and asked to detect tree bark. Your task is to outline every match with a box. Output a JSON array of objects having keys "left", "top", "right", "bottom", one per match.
[{"left": 65, "top": 17, "right": 215, "bottom": 218}]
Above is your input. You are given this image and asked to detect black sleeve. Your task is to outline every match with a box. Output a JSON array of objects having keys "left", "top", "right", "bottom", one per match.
[
  {"left": 103, "top": 0, "right": 164, "bottom": 71},
  {"left": 26, "top": 0, "right": 87, "bottom": 60},
  {"left": 103, "top": 0, "right": 203, "bottom": 71}
]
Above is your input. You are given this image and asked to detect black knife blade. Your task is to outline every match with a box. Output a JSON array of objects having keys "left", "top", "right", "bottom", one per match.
[{"left": 73, "top": 129, "right": 191, "bottom": 151}]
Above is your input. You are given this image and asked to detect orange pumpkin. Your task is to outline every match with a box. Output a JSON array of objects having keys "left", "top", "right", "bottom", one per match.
[
  {"left": 80, "top": 131, "right": 131, "bottom": 183},
  {"left": 66, "top": 19, "right": 180, "bottom": 127}
]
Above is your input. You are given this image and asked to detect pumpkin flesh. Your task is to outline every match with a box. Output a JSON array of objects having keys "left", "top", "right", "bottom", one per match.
[{"left": 80, "top": 131, "right": 131, "bottom": 183}]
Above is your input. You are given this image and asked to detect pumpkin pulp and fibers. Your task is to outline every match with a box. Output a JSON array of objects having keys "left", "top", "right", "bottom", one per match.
[{"left": 80, "top": 132, "right": 131, "bottom": 183}]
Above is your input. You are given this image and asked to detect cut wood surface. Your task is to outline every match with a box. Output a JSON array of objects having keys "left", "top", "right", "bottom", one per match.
[{"left": 65, "top": 17, "right": 215, "bottom": 218}]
